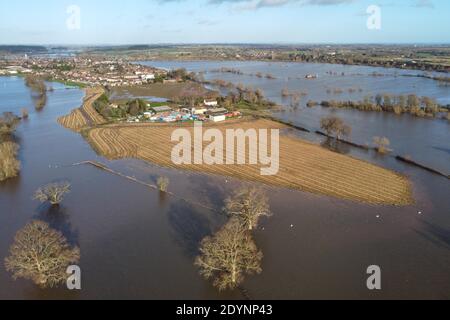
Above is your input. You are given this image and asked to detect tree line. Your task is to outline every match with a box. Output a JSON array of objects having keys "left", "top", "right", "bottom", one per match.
[
  {"left": 4, "top": 180, "right": 272, "bottom": 292},
  {"left": 309, "top": 93, "right": 449, "bottom": 120},
  {"left": 320, "top": 115, "right": 392, "bottom": 154},
  {"left": 4, "top": 181, "right": 79, "bottom": 288},
  {"left": 0, "top": 112, "right": 21, "bottom": 182},
  {"left": 24, "top": 75, "right": 48, "bottom": 110}
]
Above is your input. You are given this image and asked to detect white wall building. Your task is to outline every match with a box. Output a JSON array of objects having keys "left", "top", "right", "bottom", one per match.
[
  {"left": 210, "top": 114, "right": 226, "bottom": 122},
  {"left": 141, "top": 74, "right": 155, "bottom": 81},
  {"left": 191, "top": 107, "right": 208, "bottom": 115}
]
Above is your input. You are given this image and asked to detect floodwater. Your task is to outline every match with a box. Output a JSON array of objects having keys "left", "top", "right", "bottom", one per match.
[
  {"left": 0, "top": 66, "right": 449, "bottom": 300},
  {"left": 145, "top": 60, "right": 450, "bottom": 175}
]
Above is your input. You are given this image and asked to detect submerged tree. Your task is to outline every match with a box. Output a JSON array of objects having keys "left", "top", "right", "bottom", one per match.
[
  {"left": 4, "top": 220, "right": 80, "bottom": 288},
  {"left": 33, "top": 182, "right": 71, "bottom": 205},
  {"left": 24, "top": 75, "right": 48, "bottom": 110},
  {"left": 157, "top": 177, "right": 170, "bottom": 192},
  {"left": 320, "top": 115, "right": 352, "bottom": 140},
  {"left": 307, "top": 100, "right": 318, "bottom": 108},
  {"left": 255, "top": 88, "right": 265, "bottom": 104},
  {"left": 373, "top": 136, "right": 391, "bottom": 154},
  {"left": 195, "top": 218, "right": 263, "bottom": 291},
  {"left": 0, "top": 112, "right": 20, "bottom": 136},
  {"left": 281, "top": 87, "right": 290, "bottom": 98},
  {"left": 34, "top": 95, "right": 47, "bottom": 111},
  {"left": 0, "top": 141, "right": 21, "bottom": 182},
  {"left": 224, "top": 187, "right": 271, "bottom": 231},
  {"left": 21, "top": 108, "right": 29, "bottom": 119}
]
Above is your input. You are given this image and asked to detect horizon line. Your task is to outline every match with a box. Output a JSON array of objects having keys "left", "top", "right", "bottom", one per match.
[{"left": 1, "top": 42, "right": 450, "bottom": 47}]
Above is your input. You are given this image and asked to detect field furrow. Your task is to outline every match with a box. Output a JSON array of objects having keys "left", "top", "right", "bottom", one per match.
[{"left": 86, "top": 119, "right": 412, "bottom": 205}]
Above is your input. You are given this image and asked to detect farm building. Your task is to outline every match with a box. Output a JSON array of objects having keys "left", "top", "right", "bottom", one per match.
[
  {"left": 207, "top": 108, "right": 228, "bottom": 122},
  {"left": 152, "top": 106, "right": 172, "bottom": 114},
  {"left": 191, "top": 107, "right": 208, "bottom": 115}
]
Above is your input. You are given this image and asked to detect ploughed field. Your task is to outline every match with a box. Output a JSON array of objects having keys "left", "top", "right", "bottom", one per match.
[
  {"left": 85, "top": 118, "right": 412, "bottom": 205},
  {"left": 58, "top": 87, "right": 106, "bottom": 131}
]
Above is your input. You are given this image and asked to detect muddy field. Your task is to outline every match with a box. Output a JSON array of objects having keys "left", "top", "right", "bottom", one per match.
[{"left": 85, "top": 119, "right": 412, "bottom": 205}]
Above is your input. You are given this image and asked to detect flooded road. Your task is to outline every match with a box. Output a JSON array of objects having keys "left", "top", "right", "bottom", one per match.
[{"left": 0, "top": 72, "right": 449, "bottom": 299}]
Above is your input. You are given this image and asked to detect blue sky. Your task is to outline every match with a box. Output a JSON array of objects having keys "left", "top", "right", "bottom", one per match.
[{"left": 0, "top": 0, "right": 449, "bottom": 44}]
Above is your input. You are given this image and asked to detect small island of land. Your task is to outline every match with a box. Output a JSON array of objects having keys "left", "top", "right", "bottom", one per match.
[{"left": 58, "top": 85, "right": 412, "bottom": 206}]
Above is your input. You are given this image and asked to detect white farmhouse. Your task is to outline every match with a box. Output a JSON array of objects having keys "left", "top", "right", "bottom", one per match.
[
  {"left": 141, "top": 74, "right": 155, "bottom": 81},
  {"left": 207, "top": 108, "right": 228, "bottom": 123},
  {"left": 204, "top": 99, "right": 218, "bottom": 107}
]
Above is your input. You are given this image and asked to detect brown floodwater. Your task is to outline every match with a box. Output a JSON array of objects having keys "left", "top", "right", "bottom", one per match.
[{"left": 0, "top": 70, "right": 449, "bottom": 300}]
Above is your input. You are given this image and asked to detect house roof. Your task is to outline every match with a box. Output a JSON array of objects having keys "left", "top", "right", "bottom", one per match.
[
  {"left": 152, "top": 106, "right": 172, "bottom": 112},
  {"left": 208, "top": 108, "right": 228, "bottom": 115}
]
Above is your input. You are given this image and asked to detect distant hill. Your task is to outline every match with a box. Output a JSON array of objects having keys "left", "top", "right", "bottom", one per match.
[{"left": 0, "top": 45, "right": 48, "bottom": 54}]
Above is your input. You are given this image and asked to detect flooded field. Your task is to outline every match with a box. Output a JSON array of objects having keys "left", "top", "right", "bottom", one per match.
[
  {"left": 1, "top": 69, "right": 449, "bottom": 299},
  {"left": 144, "top": 60, "right": 450, "bottom": 175}
]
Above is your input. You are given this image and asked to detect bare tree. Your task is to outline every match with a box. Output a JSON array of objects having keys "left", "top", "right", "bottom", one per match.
[
  {"left": 157, "top": 177, "right": 170, "bottom": 192},
  {"left": 224, "top": 187, "right": 271, "bottom": 231},
  {"left": 383, "top": 94, "right": 393, "bottom": 108},
  {"left": 24, "top": 75, "right": 47, "bottom": 110},
  {"left": 33, "top": 182, "right": 71, "bottom": 205},
  {"left": 0, "top": 141, "right": 20, "bottom": 182},
  {"left": 320, "top": 115, "right": 352, "bottom": 139},
  {"left": 307, "top": 100, "right": 318, "bottom": 108},
  {"left": 255, "top": 88, "right": 265, "bottom": 104},
  {"left": 34, "top": 95, "right": 47, "bottom": 110},
  {"left": 4, "top": 220, "right": 80, "bottom": 288},
  {"left": 0, "top": 112, "right": 20, "bottom": 136},
  {"left": 21, "top": 108, "right": 29, "bottom": 119},
  {"left": 195, "top": 218, "right": 263, "bottom": 291},
  {"left": 281, "top": 87, "right": 290, "bottom": 97},
  {"left": 236, "top": 83, "right": 246, "bottom": 101},
  {"left": 373, "top": 136, "right": 391, "bottom": 154},
  {"left": 289, "top": 93, "right": 301, "bottom": 110},
  {"left": 407, "top": 94, "right": 420, "bottom": 108}
]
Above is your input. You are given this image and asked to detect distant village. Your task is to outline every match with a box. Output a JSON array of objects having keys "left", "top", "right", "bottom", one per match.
[
  {"left": 1, "top": 55, "right": 253, "bottom": 125},
  {"left": 0, "top": 56, "right": 166, "bottom": 87}
]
